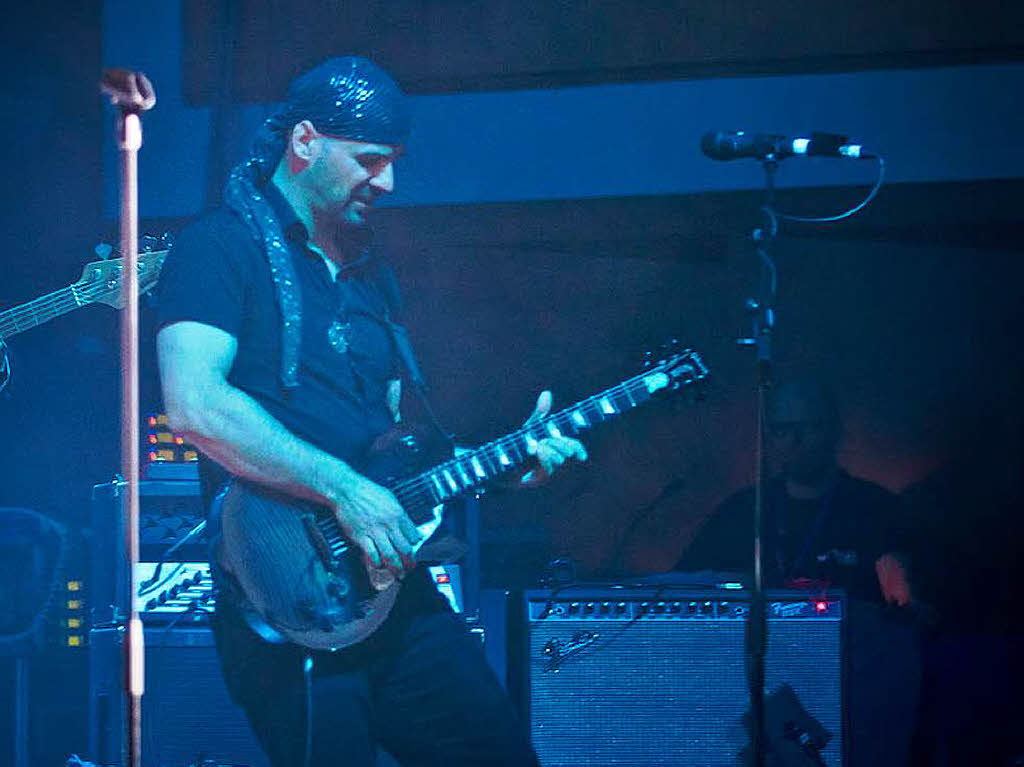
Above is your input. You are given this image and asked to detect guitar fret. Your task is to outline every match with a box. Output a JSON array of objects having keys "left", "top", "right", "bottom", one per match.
[
  {"left": 470, "top": 455, "right": 488, "bottom": 480},
  {"left": 614, "top": 387, "right": 634, "bottom": 412},
  {"left": 442, "top": 469, "right": 459, "bottom": 493},
  {"left": 628, "top": 381, "right": 652, "bottom": 405},
  {"left": 429, "top": 473, "right": 447, "bottom": 501},
  {"left": 507, "top": 437, "right": 527, "bottom": 464},
  {"left": 495, "top": 444, "right": 512, "bottom": 468},
  {"left": 621, "top": 383, "right": 637, "bottom": 408},
  {"left": 556, "top": 412, "right": 578, "bottom": 435}
]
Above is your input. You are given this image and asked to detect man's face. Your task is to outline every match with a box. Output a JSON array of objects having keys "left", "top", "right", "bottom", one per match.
[
  {"left": 767, "top": 390, "right": 839, "bottom": 482},
  {"left": 303, "top": 132, "right": 402, "bottom": 227}
]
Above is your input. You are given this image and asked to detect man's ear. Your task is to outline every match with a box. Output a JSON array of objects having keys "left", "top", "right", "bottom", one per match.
[{"left": 288, "top": 120, "right": 318, "bottom": 162}]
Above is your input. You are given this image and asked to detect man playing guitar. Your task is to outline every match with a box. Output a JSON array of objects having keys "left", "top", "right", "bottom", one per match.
[{"left": 156, "top": 56, "right": 585, "bottom": 767}]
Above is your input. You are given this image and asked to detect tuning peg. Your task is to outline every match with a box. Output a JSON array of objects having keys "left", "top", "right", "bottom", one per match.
[
  {"left": 642, "top": 350, "right": 654, "bottom": 369},
  {"left": 140, "top": 234, "right": 160, "bottom": 252},
  {"left": 94, "top": 243, "right": 114, "bottom": 260}
]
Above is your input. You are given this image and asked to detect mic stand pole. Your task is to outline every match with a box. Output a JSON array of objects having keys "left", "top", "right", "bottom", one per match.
[
  {"left": 738, "top": 156, "right": 779, "bottom": 767},
  {"left": 100, "top": 69, "right": 155, "bottom": 767}
]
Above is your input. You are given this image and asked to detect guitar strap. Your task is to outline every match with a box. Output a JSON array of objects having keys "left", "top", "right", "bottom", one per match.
[{"left": 382, "top": 315, "right": 455, "bottom": 455}]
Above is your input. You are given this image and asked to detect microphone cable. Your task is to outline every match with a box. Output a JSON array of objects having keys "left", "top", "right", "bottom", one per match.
[{"left": 776, "top": 155, "right": 886, "bottom": 223}]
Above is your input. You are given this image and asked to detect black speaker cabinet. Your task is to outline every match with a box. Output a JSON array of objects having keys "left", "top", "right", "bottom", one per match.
[
  {"left": 89, "top": 624, "right": 269, "bottom": 767},
  {"left": 517, "top": 587, "right": 845, "bottom": 767}
]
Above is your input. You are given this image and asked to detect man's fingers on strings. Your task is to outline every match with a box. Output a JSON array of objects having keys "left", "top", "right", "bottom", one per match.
[
  {"left": 399, "top": 517, "right": 422, "bottom": 549},
  {"left": 356, "top": 535, "right": 383, "bottom": 569},
  {"left": 535, "top": 443, "right": 565, "bottom": 474},
  {"left": 370, "top": 530, "right": 406, "bottom": 572},
  {"left": 525, "top": 390, "right": 552, "bottom": 425},
  {"left": 536, "top": 438, "right": 588, "bottom": 470},
  {"left": 389, "top": 530, "right": 417, "bottom": 570},
  {"left": 548, "top": 436, "right": 588, "bottom": 461}
]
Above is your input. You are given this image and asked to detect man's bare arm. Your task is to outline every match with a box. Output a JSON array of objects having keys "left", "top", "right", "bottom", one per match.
[{"left": 157, "top": 321, "right": 419, "bottom": 572}]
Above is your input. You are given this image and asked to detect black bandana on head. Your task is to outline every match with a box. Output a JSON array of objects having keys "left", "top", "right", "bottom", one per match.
[{"left": 223, "top": 56, "right": 410, "bottom": 388}]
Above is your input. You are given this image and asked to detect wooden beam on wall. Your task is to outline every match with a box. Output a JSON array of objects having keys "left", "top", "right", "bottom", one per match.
[{"left": 184, "top": 0, "right": 1024, "bottom": 101}]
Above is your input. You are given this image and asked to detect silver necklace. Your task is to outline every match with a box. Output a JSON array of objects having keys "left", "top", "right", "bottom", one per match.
[{"left": 327, "top": 317, "right": 351, "bottom": 354}]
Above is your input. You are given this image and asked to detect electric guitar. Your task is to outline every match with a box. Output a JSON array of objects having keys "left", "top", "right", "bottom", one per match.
[
  {"left": 0, "top": 241, "right": 169, "bottom": 343},
  {"left": 214, "top": 347, "right": 709, "bottom": 650}
]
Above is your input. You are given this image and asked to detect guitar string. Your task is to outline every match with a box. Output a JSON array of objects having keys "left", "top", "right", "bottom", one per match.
[
  {"left": 0, "top": 287, "right": 81, "bottom": 335},
  {"left": 0, "top": 264, "right": 165, "bottom": 336},
  {"left": 0, "top": 256, "right": 165, "bottom": 333},
  {"left": 0, "top": 274, "right": 161, "bottom": 335},
  {"left": 410, "top": 356, "right": 700, "bottom": 499},
  {"left": 387, "top": 375, "right": 675, "bottom": 505},
  {"left": 392, "top": 373, "right": 670, "bottom": 500}
]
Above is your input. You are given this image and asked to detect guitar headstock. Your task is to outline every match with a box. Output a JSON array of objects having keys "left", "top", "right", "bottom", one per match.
[
  {"left": 641, "top": 340, "right": 709, "bottom": 395},
  {"left": 75, "top": 234, "right": 172, "bottom": 309}
]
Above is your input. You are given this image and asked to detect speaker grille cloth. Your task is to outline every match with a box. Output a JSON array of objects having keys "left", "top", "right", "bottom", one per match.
[{"left": 529, "top": 619, "right": 842, "bottom": 766}]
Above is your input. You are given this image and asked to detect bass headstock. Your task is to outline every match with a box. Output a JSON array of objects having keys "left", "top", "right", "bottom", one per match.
[{"left": 75, "top": 234, "right": 172, "bottom": 309}]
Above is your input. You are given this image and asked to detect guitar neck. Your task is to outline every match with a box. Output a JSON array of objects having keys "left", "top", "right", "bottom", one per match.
[
  {"left": 0, "top": 285, "right": 84, "bottom": 341},
  {"left": 390, "top": 369, "right": 666, "bottom": 522}
]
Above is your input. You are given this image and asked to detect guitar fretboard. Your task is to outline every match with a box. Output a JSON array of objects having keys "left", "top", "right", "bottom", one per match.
[
  {"left": 0, "top": 249, "right": 169, "bottom": 343},
  {"left": 390, "top": 357, "right": 702, "bottom": 524},
  {"left": 0, "top": 286, "right": 83, "bottom": 341},
  {"left": 312, "top": 351, "right": 706, "bottom": 559}
]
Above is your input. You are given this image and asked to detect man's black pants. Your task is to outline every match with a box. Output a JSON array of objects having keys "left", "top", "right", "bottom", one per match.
[{"left": 211, "top": 569, "right": 538, "bottom": 767}]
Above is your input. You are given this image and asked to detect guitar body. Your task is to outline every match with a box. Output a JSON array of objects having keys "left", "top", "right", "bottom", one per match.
[
  {"left": 216, "top": 483, "right": 394, "bottom": 650},
  {"left": 214, "top": 430, "right": 446, "bottom": 651}
]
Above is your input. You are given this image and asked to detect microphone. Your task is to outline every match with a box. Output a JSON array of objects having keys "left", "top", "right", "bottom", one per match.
[{"left": 701, "top": 131, "right": 873, "bottom": 161}]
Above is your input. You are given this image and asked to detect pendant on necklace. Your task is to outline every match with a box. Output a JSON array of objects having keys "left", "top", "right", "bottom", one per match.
[{"left": 327, "top": 320, "right": 352, "bottom": 354}]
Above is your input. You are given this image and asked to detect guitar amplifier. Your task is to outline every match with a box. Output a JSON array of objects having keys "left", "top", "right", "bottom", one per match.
[
  {"left": 91, "top": 479, "right": 207, "bottom": 626},
  {"left": 516, "top": 587, "right": 845, "bottom": 767},
  {"left": 89, "top": 625, "right": 270, "bottom": 767}
]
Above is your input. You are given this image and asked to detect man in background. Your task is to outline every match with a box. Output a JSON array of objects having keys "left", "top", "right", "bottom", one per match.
[{"left": 675, "top": 377, "right": 917, "bottom": 767}]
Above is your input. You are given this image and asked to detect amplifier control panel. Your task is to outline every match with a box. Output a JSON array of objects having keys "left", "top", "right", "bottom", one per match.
[{"left": 527, "top": 590, "right": 843, "bottom": 622}]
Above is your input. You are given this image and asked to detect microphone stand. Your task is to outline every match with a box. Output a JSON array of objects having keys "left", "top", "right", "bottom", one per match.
[
  {"left": 100, "top": 69, "right": 155, "bottom": 767},
  {"left": 737, "top": 156, "right": 780, "bottom": 767}
]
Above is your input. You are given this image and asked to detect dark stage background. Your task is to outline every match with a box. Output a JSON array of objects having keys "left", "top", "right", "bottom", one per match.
[{"left": 1, "top": 1, "right": 1023, "bottom": 763}]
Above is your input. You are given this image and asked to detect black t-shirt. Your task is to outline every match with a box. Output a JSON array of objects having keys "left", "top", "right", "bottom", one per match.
[
  {"left": 156, "top": 185, "right": 400, "bottom": 474},
  {"left": 675, "top": 470, "right": 906, "bottom": 602}
]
